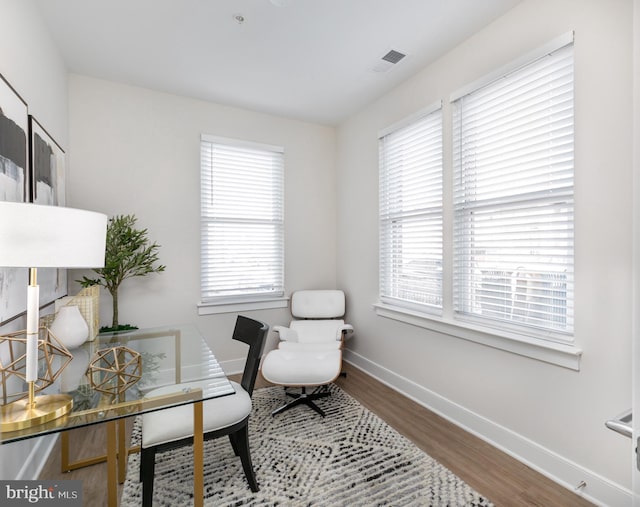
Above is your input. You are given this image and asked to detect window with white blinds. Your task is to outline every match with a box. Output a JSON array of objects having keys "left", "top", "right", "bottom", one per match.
[
  {"left": 379, "top": 107, "right": 443, "bottom": 313},
  {"left": 200, "top": 135, "right": 284, "bottom": 303},
  {"left": 452, "top": 42, "right": 574, "bottom": 339}
]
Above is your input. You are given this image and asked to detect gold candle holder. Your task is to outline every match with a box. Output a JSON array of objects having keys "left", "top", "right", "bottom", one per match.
[
  {"left": 89, "top": 346, "right": 142, "bottom": 396},
  {"left": 0, "top": 326, "right": 74, "bottom": 432}
]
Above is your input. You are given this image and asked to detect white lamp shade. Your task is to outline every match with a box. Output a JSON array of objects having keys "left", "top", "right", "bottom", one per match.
[{"left": 0, "top": 202, "right": 107, "bottom": 268}]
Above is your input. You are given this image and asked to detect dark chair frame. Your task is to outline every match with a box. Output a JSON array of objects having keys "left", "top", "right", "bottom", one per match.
[
  {"left": 140, "top": 315, "right": 269, "bottom": 507},
  {"left": 273, "top": 384, "right": 333, "bottom": 417}
]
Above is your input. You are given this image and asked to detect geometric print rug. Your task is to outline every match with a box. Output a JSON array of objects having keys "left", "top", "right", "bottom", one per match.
[{"left": 120, "top": 384, "right": 494, "bottom": 506}]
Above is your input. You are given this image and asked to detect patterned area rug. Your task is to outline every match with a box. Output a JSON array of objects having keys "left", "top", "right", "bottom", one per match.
[{"left": 120, "top": 384, "right": 493, "bottom": 506}]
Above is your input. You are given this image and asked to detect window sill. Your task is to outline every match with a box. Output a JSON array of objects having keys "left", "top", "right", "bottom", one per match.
[
  {"left": 198, "top": 296, "right": 289, "bottom": 315},
  {"left": 373, "top": 302, "right": 582, "bottom": 371}
]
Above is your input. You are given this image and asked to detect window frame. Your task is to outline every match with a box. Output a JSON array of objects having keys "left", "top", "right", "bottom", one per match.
[
  {"left": 451, "top": 40, "right": 575, "bottom": 342},
  {"left": 378, "top": 103, "right": 444, "bottom": 315},
  {"left": 198, "top": 134, "right": 287, "bottom": 314},
  {"left": 375, "top": 33, "right": 582, "bottom": 370}
]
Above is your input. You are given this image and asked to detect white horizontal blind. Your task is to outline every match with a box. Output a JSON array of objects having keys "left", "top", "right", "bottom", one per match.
[
  {"left": 452, "top": 43, "right": 574, "bottom": 338},
  {"left": 200, "top": 137, "right": 284, "bottom": 302},
  {"left": 379, "top": 108, "right": 443, "bottom": 313}
]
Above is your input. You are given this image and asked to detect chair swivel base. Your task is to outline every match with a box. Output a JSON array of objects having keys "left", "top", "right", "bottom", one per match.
[{"left": 271, "top": 386, "right": 330, "bottom": 417}]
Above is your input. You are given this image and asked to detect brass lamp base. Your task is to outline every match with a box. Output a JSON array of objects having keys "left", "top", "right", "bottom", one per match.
[{"left": 1, "top": 394, "right": 73, "bottom": 432}]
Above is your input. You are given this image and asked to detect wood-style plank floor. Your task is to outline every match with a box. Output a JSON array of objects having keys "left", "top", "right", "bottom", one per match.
[
  {"left": 38, "top": 362, "right": 594, "bottom": 506},
  {"left": 335, "top": 363, "right": 593, "bottom": 507}
]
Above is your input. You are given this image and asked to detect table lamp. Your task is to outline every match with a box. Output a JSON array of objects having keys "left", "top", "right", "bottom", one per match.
[{"left": 0, "top": 202, "right": 107, "bottom": 430}]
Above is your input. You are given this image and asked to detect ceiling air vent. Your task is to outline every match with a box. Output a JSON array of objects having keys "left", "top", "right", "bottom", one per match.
[
  {"left": 372, "top": 49, "right": 407, "bottom": 73},
  {"left": 382, "top": 50, "right": 406, "bottom": 64}
]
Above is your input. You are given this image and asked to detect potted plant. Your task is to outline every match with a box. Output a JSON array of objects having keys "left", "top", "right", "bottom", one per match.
[{"left": 78, "top": 214, "right": 166, "bottom": 332}]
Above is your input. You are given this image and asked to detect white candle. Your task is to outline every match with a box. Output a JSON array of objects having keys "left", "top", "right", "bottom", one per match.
[{"left": 26, "top": 284, "right": 39, "bottom": 383}]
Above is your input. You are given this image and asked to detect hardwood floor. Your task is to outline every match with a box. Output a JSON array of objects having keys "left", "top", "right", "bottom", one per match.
[
  {"left": 334, "top": 363, "right": 593, "bottom": 507},
  {"left": 38, "top": 362, "right": 594, "bottom": 506}
]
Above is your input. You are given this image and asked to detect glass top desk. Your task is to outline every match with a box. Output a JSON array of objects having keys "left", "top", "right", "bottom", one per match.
[{"left": 1, "top": 325, "right": 235, "bottom": 507}]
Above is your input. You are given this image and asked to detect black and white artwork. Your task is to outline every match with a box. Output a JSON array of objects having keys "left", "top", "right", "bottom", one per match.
[
  {"left": 0, "top": 74, "right": 28, "bottom": 324},
  {"left": 29, "top": 115, "right": 67, "bottom": 307},
  {"left": 30, "top": 116, "right": 65, "bottom": 206}
]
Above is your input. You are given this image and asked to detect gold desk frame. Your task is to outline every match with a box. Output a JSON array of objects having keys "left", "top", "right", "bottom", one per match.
[
  {"left": 60, "top": 389, "right": 203, "bottom": 507},
  {"left": 55, "top": 328, "right": 211, "bottom": 507}
]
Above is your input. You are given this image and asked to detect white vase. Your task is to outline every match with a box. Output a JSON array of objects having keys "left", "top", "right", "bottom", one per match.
[{"left": 50, "top": 305, "right": 89, "bottom": 349}]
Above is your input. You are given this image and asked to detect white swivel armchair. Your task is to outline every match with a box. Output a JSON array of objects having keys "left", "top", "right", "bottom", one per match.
[{"left": 261, "top": 290, "right": 354, "bottom": 417}]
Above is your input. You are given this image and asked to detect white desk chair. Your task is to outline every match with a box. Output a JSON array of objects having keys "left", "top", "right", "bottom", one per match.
[{"left": 261, "top": 290, "right": 354, "bottom": 417}]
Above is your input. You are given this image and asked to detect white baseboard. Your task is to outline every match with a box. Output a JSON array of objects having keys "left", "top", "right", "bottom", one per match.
[{"left": 343, "top": 349, "right": 632, "bottom": 507}]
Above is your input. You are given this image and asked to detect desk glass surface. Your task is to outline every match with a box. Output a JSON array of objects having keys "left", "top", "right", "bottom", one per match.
[{"left": 0, "top": 325, "right": 234, "bottom": 444}]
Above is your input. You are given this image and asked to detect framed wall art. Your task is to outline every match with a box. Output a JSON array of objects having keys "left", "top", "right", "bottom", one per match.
[
  {"left": 0, "top": 73, "right": 29, "bottom": 325},
  {"left": 29, "top": 115, "right": 67, "bottom": 307},
  {"left": 29, "top": 115, "right": 65, "bottom": 206}
]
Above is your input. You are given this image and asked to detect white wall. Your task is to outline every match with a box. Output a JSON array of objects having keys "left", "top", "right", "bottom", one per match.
[
  {"left": 1, "top": 0, "right": 635, "bottom": 503},
  {"left": 337, "top": 0, "right": 633, "bottom": 503},
  {"left": 0, "top": 1, "right": 67, "bottom": 147},
  {"left": 0, "top": 0, "right": 68, "bottom": 481},
  {"left": 66, "top": 75, "right": 337, "bottom": 359}
]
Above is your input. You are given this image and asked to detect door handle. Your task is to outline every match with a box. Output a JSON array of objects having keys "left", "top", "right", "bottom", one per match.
[
  {"left": 605, "top": 409, "right": 632, "bottom": 438},
  {"left": 605, "top": 410, "right": 638, "bottom": 471}
]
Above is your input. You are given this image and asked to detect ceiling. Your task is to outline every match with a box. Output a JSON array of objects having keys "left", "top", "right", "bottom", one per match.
[{"left": 34, "top": 0, "right": 521, "bottom": 126}]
